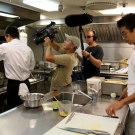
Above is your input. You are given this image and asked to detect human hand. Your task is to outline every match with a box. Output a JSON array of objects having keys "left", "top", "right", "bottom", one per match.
[
  {"left": 44, "top": 37, "right": 51, "bottom": 46},
  {"left": 82, "top": 50, "right": 89, "bottom": 57},
  {"left": 119, "top": 87, "right": 127, "bottom": 101},
  {"left": 105, "top": 101, "right": 124, "bottom": 116}
]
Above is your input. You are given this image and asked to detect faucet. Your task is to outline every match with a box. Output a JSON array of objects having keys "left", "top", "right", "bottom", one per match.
[
  {"left": 78, "top": 88, "right": 98, "bottom": 104},
  {"left": 90, "top": 88, "right": 98, "bottom": 104}
]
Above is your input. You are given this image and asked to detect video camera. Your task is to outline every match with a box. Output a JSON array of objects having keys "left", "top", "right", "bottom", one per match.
[{"left": 33, "top": 21, "right": 58, "bottom": 45}]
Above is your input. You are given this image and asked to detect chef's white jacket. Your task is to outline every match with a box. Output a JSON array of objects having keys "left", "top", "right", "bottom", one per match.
[
  {"left": 125, "top": 51, "right": 135, "bottom": 135},
  {"left": 0, "top": 39, "right": 35, "bottom": 95}
]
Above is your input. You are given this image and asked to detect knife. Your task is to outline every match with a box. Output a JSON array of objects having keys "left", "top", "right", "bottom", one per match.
[
  {"left": 95, "top": 114, "right": 119, "bottom": 119},
  {"left": 58, "top": 127, "right": 111, "bottom": 135},
  {"left": 65, "top": 112, "right": 75, "bottom": 124}
]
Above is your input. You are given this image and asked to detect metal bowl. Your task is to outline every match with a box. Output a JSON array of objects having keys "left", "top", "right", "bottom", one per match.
[{"left": 20, "top": 93, "right": 45, "bottom": 108}]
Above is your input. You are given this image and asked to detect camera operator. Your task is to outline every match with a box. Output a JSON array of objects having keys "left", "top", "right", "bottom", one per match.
[{"left": 44, "top": 33, "right": 80, "bottom": 91}]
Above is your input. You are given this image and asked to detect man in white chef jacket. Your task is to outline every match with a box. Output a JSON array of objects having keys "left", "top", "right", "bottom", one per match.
[
  {"left": 0, "top": 26, "right": 35, "bottom": 110},
  {"left": 106, "top": 13, "right": 135, "bottom": 135}
]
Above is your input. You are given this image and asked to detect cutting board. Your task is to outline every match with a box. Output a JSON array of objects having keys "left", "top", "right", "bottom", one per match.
[{"left": 43, "top": 112, "right": 120, "bottom": 135}]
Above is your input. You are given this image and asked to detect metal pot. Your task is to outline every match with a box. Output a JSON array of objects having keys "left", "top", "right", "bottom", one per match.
[
  {"left": 100, "top": 63, "right": 111, "bottom": 70},
  {"left": 20, "top": 93, "right": 45, "bottom": 108},
  {"left": 110, "top": 63, "right": 119, "bottom": 70}
]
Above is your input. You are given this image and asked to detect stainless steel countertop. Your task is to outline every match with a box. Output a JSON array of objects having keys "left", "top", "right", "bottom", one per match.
[
  {"left": 0, "top": 80, "right": 129, "bottom": 135},
  {"left": 100, "top": 70, "right": 128, "bottom": 79},
  {"left": 32, "top": 69, "right": 54, "bottom": 75},
  {"left": 32, "top": 69, "right": 128, "bottom": 79}
]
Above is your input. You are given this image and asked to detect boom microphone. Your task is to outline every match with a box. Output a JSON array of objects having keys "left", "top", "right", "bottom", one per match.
[{"left": 65, "top": 13, "right": 93, "bottom": 27}]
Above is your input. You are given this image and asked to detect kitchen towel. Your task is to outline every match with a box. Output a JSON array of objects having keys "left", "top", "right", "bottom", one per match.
[{"left": 18, "top": 83, "right": 29, "bottom": 95}]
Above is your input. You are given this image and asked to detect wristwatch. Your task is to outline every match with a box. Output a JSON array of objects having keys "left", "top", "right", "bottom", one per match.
[{"left": 86, "top": 53, "right": 90, "bottom": 60}]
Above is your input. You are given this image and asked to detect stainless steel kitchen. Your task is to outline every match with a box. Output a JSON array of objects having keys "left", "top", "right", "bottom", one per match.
[{"left": 0, "top": 0, "right": 135, "bottom": 135}]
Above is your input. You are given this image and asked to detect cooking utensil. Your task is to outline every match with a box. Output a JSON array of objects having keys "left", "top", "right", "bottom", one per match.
[
  {"left": 65, "top": 112, "right": 75, "bottom": 124},
  {"left": 71, "top": 90, "right": 75, "bottom": 103},
  {"left": 94, "top": 114, "right": 119, "bottom": 118},
  {"left": 20, "top": 93, "right": 45, "bottom": 108},
  {"left": 58, "top": 127, "right": 111, "bottom": 135},
  {"left": 53, "top": 96, "right": 68, "bottom": 114}
]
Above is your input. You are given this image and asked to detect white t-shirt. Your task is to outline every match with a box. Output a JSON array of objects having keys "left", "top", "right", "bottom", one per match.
[{"left": 127, "top": 51, "right": 135, "bottom": 112}]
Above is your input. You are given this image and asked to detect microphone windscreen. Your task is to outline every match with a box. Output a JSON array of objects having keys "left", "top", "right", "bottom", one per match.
[{"left": 65, "top": 14, "right": 93, "bottom": 27}]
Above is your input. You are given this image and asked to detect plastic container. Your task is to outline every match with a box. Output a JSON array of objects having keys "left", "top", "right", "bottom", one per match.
[
  {"left": 58, "top": 100, "right": 72, "bottom": 117},
  {"left": 90, "top": 76, "right": 105, "bottom": 84},
  {"left": 86, "top": 78, "right": 101, "bottom": 95},
  {"left": 87, "top": 77, "right": 105, "bottom": 91}
]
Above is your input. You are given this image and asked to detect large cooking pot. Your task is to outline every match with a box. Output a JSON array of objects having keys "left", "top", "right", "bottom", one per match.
[{"left": 20, "top": 93, "right": 45, "bottom": 108}]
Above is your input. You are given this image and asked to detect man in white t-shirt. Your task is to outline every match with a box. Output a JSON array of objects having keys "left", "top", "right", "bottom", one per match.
[
  {"left": 0, "top": 26, "right": 35, "bottom": 110},
  {"left": 105, "top": 13, "right": 135, "bottom": 135}
]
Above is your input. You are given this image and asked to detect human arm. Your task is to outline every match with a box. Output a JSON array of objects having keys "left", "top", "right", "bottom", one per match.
[
  {"left": 75, "top": 52, "right": 83, "bottom": 62},
  {"left": 0, "top": 43, "right": 5, "bottom": 61},
  {"left": 119, "top": 87, "right": 128, "bottom": 101},
  {"left": 106, "top": 92, "right": 135, "bottom": 116},
  {"left": 44, "top": 37, "right": 55, "bottom": 63},
  {"left": 51, "top": 41, "right": 62, "bottom": 53},
  {"left": 82, "top": 50, "right": 102, "bottom": 68}
]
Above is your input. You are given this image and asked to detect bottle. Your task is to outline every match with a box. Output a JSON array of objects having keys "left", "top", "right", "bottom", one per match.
[{"left": 52, "top": 90, "right": 58, "bottom": 111}]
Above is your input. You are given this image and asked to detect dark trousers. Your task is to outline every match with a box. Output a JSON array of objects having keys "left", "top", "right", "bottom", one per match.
[{"left": 7, "top": 79, "right": 30, "bottom": 110}]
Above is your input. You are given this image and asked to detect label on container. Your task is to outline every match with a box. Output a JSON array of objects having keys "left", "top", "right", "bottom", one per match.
[
  {"left": 52, "top": 101, "right": 58, "bottom": 110},
  {"left": 87, "top": 83, "right": 98, "bottom": 95}
]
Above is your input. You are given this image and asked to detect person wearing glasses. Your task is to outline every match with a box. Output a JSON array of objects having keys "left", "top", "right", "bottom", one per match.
[
  {"left": 76, "top": 30, "right": 104, "bottom": 79},
  {"left": 44, "top": 33, "right": 80, "bottom": 91},
  {"left": 105, "top": 13, "right": 135, "bottom": 135}
]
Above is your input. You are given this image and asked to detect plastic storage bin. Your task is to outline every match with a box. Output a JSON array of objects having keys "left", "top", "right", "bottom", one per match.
[{"left": 86, "top": 78, "right": 101, "bottom": 95}]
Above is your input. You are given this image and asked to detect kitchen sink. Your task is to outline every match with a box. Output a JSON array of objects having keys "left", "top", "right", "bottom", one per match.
[
  {"left": 47, "top": 92, "right": 91, "bottom": 107},
  {"left": 58, "top": 92, "right": 91, "bottom": 106}
]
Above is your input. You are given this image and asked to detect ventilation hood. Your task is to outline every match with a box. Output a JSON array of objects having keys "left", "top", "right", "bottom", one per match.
[
  {"left": 0, "top": 2, "right": 40, "bottom": 30},
  {"left": 52, "top": 23, "right": 123, "bottom": 43},
  {"left": 30, "top": 15, "right": 123, "bottom": 43}
]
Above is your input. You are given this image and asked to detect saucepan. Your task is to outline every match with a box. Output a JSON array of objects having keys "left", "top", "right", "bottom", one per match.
[{"left": 20, "top": 93, "right": 45, "bottom": 108}]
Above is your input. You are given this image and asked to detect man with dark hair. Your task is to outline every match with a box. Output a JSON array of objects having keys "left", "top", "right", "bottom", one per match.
[
  {"left": 0, "top": 26, "right": 35, "bottom": 110},
  {"left": 76, "top": 30, "right": 104, "bottom": 79},
  {"left": 44, "top": 33, "right": 80, "bottom": 91},
  {"left": 106, "top": 13, "right": 135, "bottom": 135}
]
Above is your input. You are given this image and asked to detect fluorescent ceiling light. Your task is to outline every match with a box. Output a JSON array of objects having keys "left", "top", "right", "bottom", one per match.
[
  {"left": 99, "top": 7, "right": 135, "bottom": 15},
  {"left": 40, "top": 14, "right": 46, "bottom": 20},
  {"left": 18, "top": 26, "right": 26, "bottom": 30},
  {"left": 23, "top": 0, "right": 58, "bottom": 12},
  {"left": 0, "top": 12, "right": 19, "bottom": 18}
]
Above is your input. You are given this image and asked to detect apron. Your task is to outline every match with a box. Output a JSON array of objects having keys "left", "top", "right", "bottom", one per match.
[
  {"left": 125, "top": 52, "right": 135, "bottom": 135},
  {"left": 7, "top": 79, "right": 30, "bottom": 110}
]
